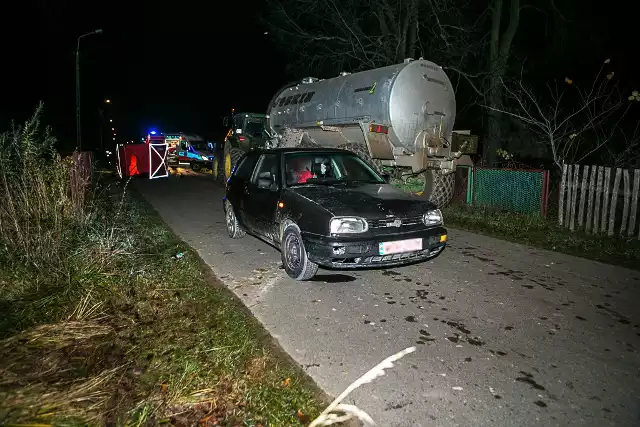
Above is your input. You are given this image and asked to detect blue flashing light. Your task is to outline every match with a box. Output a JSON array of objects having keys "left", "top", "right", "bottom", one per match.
[{"left": 150, "top": 130, "right": 157, "bottom": 135}]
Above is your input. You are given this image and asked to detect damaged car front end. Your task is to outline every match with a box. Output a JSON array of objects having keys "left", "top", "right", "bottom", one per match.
[{"left": 281, "top": 184, "right": 448, "bottom": 269}]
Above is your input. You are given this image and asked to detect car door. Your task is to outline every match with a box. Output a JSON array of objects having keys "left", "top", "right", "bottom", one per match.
[
  {"left": 177, "top": 139, "right": 188, "bottom": 163},
  {"left": 226, "top": 151, "right": 259, "bottom": 229},
  {"left": 243, "top": 153, "right": 280, "bottom": 239}
]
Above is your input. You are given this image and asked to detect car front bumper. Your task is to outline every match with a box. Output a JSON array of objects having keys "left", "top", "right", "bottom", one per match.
[{"left": 302, "top": 226, "right": 447, "bottom": 269}]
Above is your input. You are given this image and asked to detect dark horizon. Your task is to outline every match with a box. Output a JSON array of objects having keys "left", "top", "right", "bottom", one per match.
[
  {"left": 1, "top": 0, "right": 285, "bottom": 151},
  {"left": 1, "top": 0, "right": 636, "bottom": 153}
]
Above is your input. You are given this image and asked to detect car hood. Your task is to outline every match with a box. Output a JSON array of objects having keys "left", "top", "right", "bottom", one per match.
[{"left": 290, "top": 183, "right": 437, "bottom": 218}]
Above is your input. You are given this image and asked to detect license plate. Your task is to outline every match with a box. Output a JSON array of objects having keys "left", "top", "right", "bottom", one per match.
[{"left": 379, "top": 238, "right": 423, "bottom": 255}]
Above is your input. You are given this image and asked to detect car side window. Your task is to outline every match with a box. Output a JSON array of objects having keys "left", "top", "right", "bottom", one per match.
[
  {"left": 251, "top": 154, "right": 279, "bottom": 188},
  {"left": 234, "top": 153, "right": 258, "bottom": 180},
  {"left": 339, "top": 156, "right": 374, "bottom": 181}
]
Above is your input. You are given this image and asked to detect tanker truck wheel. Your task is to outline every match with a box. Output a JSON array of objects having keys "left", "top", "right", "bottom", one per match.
[
  {"left": 223, "top": 144, "right": 245, "bottom": 181},
  {"left": 414, "top": 170, "right": 455, "bottom": 209},
  {"left": 337, "top": 143, "right": 382, "bottom": 173}
]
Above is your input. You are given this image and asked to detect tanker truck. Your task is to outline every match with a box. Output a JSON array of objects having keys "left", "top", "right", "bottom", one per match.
[{"left": 220, "top": 58, "right": 478, "bottom": 207}]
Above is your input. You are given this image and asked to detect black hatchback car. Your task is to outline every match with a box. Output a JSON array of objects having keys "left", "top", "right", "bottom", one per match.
[{"left": 222, "top": 148, "right": 448, "bottom": 280}]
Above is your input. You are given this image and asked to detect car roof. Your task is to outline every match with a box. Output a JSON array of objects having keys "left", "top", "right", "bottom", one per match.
[{"left": 250, "top": 147, "right": 356, "bottom": 155}]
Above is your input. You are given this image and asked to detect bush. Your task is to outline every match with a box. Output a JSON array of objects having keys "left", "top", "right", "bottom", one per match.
[
  {"left": 0, "top": 104, "right": 78, "bottom": 270},
  {"left": 0, "top": 105, "right": 125, "bottom": 335}
]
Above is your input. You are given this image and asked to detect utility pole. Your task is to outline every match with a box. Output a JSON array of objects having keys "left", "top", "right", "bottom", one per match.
[{"left": 75, "top": 29, "right": 103, "bottom": 151}]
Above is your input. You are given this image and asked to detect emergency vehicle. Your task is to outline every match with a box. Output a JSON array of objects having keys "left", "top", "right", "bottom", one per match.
[{"left": 165, "top": 133, "right": 214, "bottom": 172}]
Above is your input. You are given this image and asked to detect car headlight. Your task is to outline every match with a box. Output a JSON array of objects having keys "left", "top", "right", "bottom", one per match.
[
  {"left": 201, "top": 155, "right": 208, "bottom": 161},
  {"left": 423, "top": 209, "right": 443, "bottom": 226},
  {"left": 330, "top": 217, "right": 368, "bottom": 234}
]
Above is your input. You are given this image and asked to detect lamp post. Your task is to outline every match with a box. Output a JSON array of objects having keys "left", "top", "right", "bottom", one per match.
[{"left": 76, "top": 29, "right": 103, "bottom": 151}]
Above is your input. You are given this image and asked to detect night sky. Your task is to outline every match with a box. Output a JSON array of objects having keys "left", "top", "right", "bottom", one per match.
[
  {"left": 1, "top": 0, "right": 283, "bottom": 151},
  {"left": 0, "top": 0, "right": 636, "bottom": 153}
]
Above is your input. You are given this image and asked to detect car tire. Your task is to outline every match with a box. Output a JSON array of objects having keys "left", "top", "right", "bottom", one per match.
[
  {"left": 191, "top": 162, "right": 202, "bottom": 172},
  {"left": 225, "top": 201, "right": 245, "bottom": 239},
  {"left": 281, "top": 224, "right": 318, "bottom": 281}
]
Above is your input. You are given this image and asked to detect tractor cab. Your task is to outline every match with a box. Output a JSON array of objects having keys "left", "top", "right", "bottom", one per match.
[
  {"left": 223, "top": 112, "right": 268, "bottom": 152},
  {"left": 214, "top": 111, "right": 269, "bottom": 181}
]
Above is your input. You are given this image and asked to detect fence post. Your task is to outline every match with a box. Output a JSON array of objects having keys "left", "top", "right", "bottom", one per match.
[
  {"left": 569, "top": 165, "right": 580, "bottom": 230},
  {"left": 471, "top": 167, "right": 477, "bottom": 206},
  {"left": 585, "top": 166, "right": 597, "bottom": 233},
  {"left": 559, "top": 164, "right": 567, "bottom": 226},
  {"left": 601, "top": 167, "right": 612, "bottom": 233},
  {"left": 466, "top": 166, "right": 473, "bottom": 205},
  {"left": 621, "top": 169, "right": 631, "bottom": 235},
  {"left": 628, "top": 169, "right": 640, "bottom": 237},
  {"left": 578, "top": 165, "right": 589, "bottom": 229},
  {"left": 565, "top": 165, "right": 574, "bottom": 227},
  {"left": 592, "top": 167, "right": 604, "bottom": 233},
  {"left": 541, "top": 170, "right": 550, "bottom": 217},
  {"left": 608, "top": 168, "right": 621, "bottom": 236}
]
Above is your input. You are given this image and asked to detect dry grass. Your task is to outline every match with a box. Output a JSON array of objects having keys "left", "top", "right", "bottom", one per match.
[
  {"left": 0, "top": 104, "right": 85, "bottom": 272},
  {"left": 309, "top": 347, "right": 416, "bottom": 426}
]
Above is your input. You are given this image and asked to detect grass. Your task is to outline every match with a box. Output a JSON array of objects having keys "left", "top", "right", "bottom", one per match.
[
  {"left": 389, "top": 176, "right": 424, "bottom": 193},
  {"left": 443, "top": 203, "right": 640, "bottom": 270},
  {"left": 0, "top": 107, "right": 327, "bottom": 426}
]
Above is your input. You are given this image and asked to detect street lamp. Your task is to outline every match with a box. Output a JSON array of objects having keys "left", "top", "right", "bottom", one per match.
[{"left": 76, "top": 28, "right": 103, "bottom": 151}]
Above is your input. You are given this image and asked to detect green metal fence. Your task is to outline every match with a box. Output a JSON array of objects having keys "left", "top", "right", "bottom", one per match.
[{"left": 472, "top": 168, "right": 550, "bottom": 216}]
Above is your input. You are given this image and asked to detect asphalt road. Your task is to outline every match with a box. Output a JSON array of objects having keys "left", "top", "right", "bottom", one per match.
[{"left": 136, "top": 174, "right": 640, "bottom": 427}]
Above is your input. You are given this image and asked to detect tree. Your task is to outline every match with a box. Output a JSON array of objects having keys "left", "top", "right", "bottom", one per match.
[
  {"left": 429, "top": 0, "right": 574, "bottom": 164},
  {"left": 485, "top": 0, "right": 521, "bottom": 165},
  {"left": 265, "top": 0, "right": 579, "bottom": 166},
  {"left": 263, "top": 0, "right": 483, "bottom": 77},
  {"left": 487, "top": 60, "right": 640, "bottom": 172}
]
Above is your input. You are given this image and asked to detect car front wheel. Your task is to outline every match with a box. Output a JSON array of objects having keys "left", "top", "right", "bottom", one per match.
[
  {"left": 281, "top": 225, "right": 318, "bottom": 281},
  {"left": 225, "top": 201, "right": 245, "bottom": 239}
]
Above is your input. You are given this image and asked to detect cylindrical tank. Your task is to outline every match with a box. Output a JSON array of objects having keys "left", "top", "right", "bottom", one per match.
[{"left": 266, "top": 59, "right": 456, "bottom": 154}]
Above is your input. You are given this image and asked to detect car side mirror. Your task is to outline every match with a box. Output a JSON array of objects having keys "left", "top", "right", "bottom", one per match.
[
  {"left": 382, "top": 173, "right": 391, "bottom": 183},
  {"left": 257, "top": 177, "right": 276, "bottom": 190}
]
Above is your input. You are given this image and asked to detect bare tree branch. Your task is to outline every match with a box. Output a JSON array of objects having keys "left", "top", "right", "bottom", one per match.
[{"left": 486, "top": 60, "right": 640, "bottom": 171}]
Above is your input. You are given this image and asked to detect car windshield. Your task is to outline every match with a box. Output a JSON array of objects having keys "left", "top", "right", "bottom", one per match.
[
  {"left": 190, "top": 142, "right": 208, "bottom": 151},
  {"left": 285, "top": 151, "right": 385, "bottom": 187},
  {"left": 244, "top": 120, "right": 265, "bottom": 138}
]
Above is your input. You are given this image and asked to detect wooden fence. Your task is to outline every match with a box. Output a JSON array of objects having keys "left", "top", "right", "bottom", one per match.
[{"left": 558, "top": 164, "right": 640, "bottom": 237}]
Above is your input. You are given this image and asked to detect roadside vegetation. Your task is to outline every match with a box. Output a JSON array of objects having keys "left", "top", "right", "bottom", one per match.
[
  {"left": 0, "top": 106, "right": 325, "bottom": 426},
  {"left": 443, "top": 203, "right": 640, "bottom": 270},
  {"left": 386, "top": 171, "right": 639, "bottom": 269}
]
